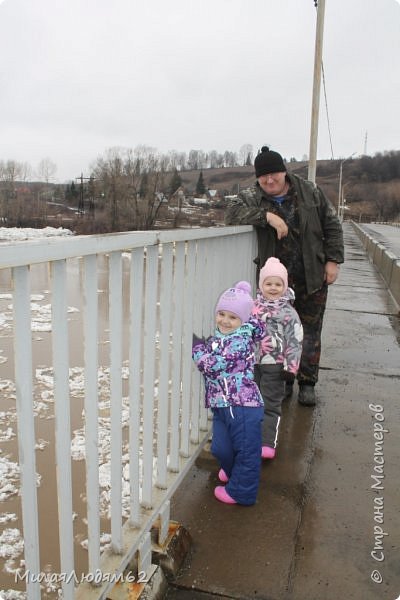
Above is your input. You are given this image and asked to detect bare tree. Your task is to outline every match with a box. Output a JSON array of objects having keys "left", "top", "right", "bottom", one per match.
[
  {"left": 91, "top": 146, "right": 167, "bottom": 231},
  {"left": 0, "top": 159, "right": 32, "bottom": 223},
  {"left": 208, "top": 150, "right": 219, "bottom": 169},
  {"left": 35, "top": 158, "right": 57, "bottom": 213},
  {"left": 91, "top": 147, "right": 126, "bottom": 230},
  {"left": 197, "top": 150, "right": 208, "bottom": 170},
  {"left": 37, "top": 157, "right": 57, "bottom": 183},
  {"left": 188, "top": 150, "right": 200, "bottom": 170},
  {"left": 223, "top": 151, "right": 237, "bottom": 168},
  {"left": 175, "top": 151, "right": 187, "bottom": 171},
  {"left": 167, "top": 150, "right": 182, "bottom": 171},
  {"left": 239, "top": 143, "right": 253, "bottom": 166}
]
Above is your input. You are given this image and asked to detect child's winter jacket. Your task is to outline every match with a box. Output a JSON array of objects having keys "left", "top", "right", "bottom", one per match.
[
  {"left": 192, "top": 317, "right": 265, "bottom": 408},
  {"left": 252, "top": 288, "right": 303, "bottom": 375}
]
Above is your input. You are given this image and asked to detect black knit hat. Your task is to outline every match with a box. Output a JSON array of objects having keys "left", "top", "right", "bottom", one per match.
[{"left": 254, "top": 146, "right": 286, "bottom": 177}]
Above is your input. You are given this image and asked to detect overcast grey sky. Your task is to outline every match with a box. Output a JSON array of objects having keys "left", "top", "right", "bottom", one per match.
[{"left": 0, "top": 0, "right": 399, "bottom": 182}]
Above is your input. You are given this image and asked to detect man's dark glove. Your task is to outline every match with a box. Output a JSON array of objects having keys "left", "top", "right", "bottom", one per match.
[
  {"left": 192, "top": 333, "right": 205, "bottom": 349},
  {"left": 281, "top": 370, "right": 295, "bottom": 383}
]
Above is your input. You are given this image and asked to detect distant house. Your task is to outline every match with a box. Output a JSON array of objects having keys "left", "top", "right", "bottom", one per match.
[
  {"left": 168, "top": 186, "right": 186, "bottom": 208},
  {"left": 192, "top": 197, "right": 209, "bottom": 206},
  {"left": 207, "top": 189, "right": 223, "bottom": 202}
]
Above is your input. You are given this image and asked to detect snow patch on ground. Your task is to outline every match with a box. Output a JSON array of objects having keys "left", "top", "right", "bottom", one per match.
[{"left": 0, "top": 227, "right": 74, "bottom": 242}]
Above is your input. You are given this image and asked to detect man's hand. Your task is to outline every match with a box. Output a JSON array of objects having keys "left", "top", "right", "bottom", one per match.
[
  {"left": 266, "top": 212, "right": 288, "bottom": 239},
  {"left": 325, "top": 261, "right": 340, "bottom": 284}
]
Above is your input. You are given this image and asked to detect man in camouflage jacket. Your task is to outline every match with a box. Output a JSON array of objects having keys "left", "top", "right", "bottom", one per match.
[{"left": 225, "top": 147, "right": 344, "bottom": 406}]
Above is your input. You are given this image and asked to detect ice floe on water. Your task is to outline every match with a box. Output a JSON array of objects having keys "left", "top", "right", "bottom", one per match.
[
  {"left": 0, "top": 458, "right": 20, "bottom": 502},
  {"left": 0, "top": 227, "right": 74, "bottom": 242},
  {"left": 0, "top": 300, "right": 80, "bottom": 335},
  {"left": 0, "top": 528, "right": 24, "bottom": 567}
]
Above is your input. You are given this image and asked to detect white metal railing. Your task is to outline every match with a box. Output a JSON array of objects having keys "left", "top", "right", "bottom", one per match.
[{"left": 0, "top": 225, "right": 257, "bottom": 599}]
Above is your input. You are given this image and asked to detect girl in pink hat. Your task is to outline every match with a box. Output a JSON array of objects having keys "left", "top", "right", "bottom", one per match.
[{"left": 252, "top": 258, "right": 303, "bottom": 459}]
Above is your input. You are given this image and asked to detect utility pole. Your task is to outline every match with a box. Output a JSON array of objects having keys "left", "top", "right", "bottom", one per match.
[
  {"left": 337, "top": 152, "right": 356, "bottom": 221},
  {"left": 308, "top": 0, "right": 326, "bottom": 184},
  {"left": 75, "top": 173, "right": 93, "bottom": 215}
]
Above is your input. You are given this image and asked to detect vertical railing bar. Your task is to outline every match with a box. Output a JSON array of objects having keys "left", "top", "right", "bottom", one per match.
[
  {"left": 137, "top": 532, "right": 152, "bottom": 576},
  {"left": 83, "top": 254, "right": 100, "bottom": 574},
  {"left": 180, "top": 241, "right": 196, "bottom": 457},
  {"left": 232, "top": 236, "right": 239, "bottom": 279},
  {"left": 196, "top": 240, "right": 210, "bottom": 432},
  {"left": 12, "top": 265, "right": 41, "bottom": 600},
  {"left": 190, "top": 240, "right": 202, "bottom": 442},
  {"left": 168, "top": 242, "right": 185, "bottom": 472},
  {"left": 250, "top": 231, "right": 258, "bottom": 289},
  {"left": 128, "top": 248, "right": 145, "bottom": 526},
  {"left": 141, "top": 245, "right": 159, "bottom": 507},
  {"left": 50, "top": 260, "right": 74, "bottom": 600},
  {"left": 156, "top": 243, "right": 173, "bottom": 488},
  {"left": 109, "top": 251, "right": 123, "bottom": 552},
  {"left": 210, "top": 238, "right": 220, "bottom": 331},
  {"left": 158, "top": 500, "right": 171, "bottom": 546},
  {"left": 239, "top": 231, "right": 253, "bottom": 289}
]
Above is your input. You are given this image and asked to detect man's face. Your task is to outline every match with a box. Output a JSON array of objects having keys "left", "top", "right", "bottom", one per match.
[{"left": 257, "top": 171, "right": 287, "bottom": 196}]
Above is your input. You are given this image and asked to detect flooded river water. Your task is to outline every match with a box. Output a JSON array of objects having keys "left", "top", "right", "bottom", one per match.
[{"left": 0, "top": 255, "right": 135, "bottom": 598}]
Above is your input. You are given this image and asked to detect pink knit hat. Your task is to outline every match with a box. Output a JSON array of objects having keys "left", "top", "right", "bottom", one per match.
[
  {"left": 259, "top": 257, "right": 288, "bottom": 292},
  {"left": 215, "top": 281, "right": 254, "bottom": 324}
]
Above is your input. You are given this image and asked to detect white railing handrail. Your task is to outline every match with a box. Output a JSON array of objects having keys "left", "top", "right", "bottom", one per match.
[{"left": 0, "top": 225, "right": 253, "bottom": 268}]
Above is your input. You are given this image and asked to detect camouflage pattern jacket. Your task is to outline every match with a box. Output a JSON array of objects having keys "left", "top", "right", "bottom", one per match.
[{"left": 225, "top": 172, "right": 344, "bottom": 295}]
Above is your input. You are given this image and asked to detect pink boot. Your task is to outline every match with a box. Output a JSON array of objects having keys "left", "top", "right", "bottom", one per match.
[
  {"left": 218, "top": 468, "right": 229, "bottom": 483},
  {"left": 261, "top": 446, "right": 276, "bottom": 459},
  {"left": 214, "top": 486, "right": 237, "bottom": 504}
]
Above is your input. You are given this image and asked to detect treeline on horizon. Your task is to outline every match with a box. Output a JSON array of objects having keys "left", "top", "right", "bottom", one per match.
[
  {"left": 311, "top": 150, "right": 400, "bottom": 183},
  {"left": 1, "top": 147, "right": 399, "bottom": 233},
  {"left": 1, "top": 146, "right": 400, "bottom": 185}
]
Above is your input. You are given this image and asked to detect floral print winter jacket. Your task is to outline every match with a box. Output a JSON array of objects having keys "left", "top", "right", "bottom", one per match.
[
  {"left": 252, "top": 289, "right": 303, "bottom": 375},
  {"left": 192, "top": 317, "right": 265, "bottom": 408}
]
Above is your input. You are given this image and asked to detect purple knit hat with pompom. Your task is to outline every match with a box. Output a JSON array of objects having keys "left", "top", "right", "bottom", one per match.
[{"left": 215, "top": 281, "right": 254, "bottom": 324}]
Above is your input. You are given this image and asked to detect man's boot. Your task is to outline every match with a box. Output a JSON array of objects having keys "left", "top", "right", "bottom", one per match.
[{"left": 298, "top": 384, "right": 316, "bottom": 406}]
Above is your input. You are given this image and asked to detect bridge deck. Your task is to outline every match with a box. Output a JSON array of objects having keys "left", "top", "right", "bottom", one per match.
[{"left": 168, "top": 223, "right": 400, "bottom": 600}]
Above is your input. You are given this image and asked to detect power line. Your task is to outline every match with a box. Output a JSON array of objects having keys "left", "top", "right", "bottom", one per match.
[{"left": 321, "top": 63, "right": 335, "bottom": 159}]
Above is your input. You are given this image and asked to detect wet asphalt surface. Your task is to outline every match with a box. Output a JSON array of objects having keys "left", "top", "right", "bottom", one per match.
[
  {"left": 359, "top": 223, "right": 400, "bottom": 257},
  {"left": 167, "top": 223, "right": 400, "bottom": 600}
]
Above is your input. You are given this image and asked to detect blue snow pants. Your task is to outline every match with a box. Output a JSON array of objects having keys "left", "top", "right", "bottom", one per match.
[{"left": 211, "top": 405, "right": 264, "bottom": 505}]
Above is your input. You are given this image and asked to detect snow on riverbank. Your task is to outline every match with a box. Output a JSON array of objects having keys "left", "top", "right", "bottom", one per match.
[{"left": 0, "top": 226, "right": 74, "bottom": 242}]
